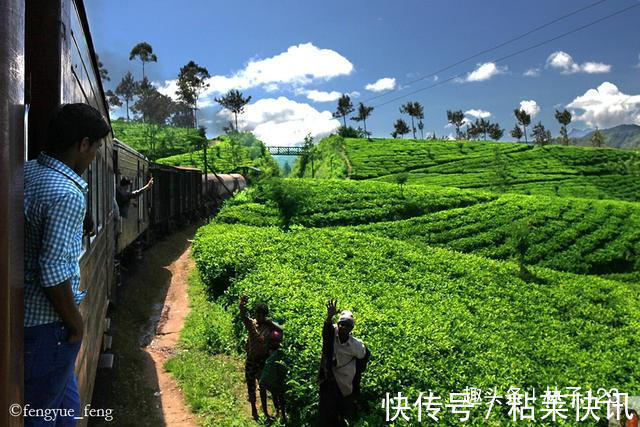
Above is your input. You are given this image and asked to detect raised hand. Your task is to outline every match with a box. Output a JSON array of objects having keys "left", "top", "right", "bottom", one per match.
[{"left": 326, "top": 299, "right": 338, "bottom": 320}]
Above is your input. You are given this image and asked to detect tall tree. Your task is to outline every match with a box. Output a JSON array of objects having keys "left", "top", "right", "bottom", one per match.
[
  {"left": 514, "top": 109, "right": 531, "bottom": 143},
  {"left": 591, "top": 127, "right": 604, "bottom": 148},
  {"left": 510, "top": 124, "right": 523, "bottom": 142},
  {"left": 446, "top": 110, "right": 465, "bottom": 140},
  {"left": 488, "top": 123, "right": 504, "bottom": 141},
  {"left": 171, "top": 102, "right": 195, "bottom": 128},
  {"left": 333, "top": 94, "right": 354, "bottom": 128},
  {"left": 393, "top": 119, "right": 410, "bottom": 139},
  {"left": 105, "top": 90, "right": 122, "bottom": 110},
  {"left": 129, "top": 42, "right": 157, "bottom": 80},
  {"left": 531, "top": 122, "right": 552, "bottom": 146},
  {"left": 115, "top": 71, "right": 137, "bottom": 121},
  {"left": 476, "top": 118, "right": 491, "bottom": 140},
  {"left": 214, "top": 89, "right": 252, "bottom": 132},
  {"left": 350, "top": 102, "right": 374, "bottom": 138},
  {"left": 555, "top": 109, "right": 572, "bottom": 146},
  {"left": 96, "top": 54, "right": 110, "bottom": 82},
  {"left": 417, "top": 120, "right": 424, "bottom": 140},
  {"left": 176, "top": 60, "right": 210, "bottom": 128},
  {"left": 132, "top": 77, "right": 175, "bottom": 125},
  {"left": 400, "top": 101, "right": 423, "bottom": 139}
]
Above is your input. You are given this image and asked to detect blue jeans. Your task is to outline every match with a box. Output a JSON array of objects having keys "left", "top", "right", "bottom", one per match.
[{"left": 24, "top": 322, "right": 82, "bottom": 426}]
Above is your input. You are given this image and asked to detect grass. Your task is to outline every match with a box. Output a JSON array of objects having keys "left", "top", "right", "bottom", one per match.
[{"left": 164, "top": 267, "right": 260, "bottom": 426}]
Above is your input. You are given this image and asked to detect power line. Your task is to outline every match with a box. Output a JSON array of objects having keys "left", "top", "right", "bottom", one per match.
[
  {"left": 372, "top": 2, "right": 640, "bottom": 109},
  {"left": 363, "top": 0, "right": 608, "bottom": 104}
]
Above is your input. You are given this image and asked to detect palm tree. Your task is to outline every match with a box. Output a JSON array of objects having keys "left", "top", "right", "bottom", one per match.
[
  {"left": 215, "top": 89, "right": 252, "bottom": 132},
  {"left": 417, "top": 120, "right": 424, "bottom": 139},
  {"left": 510, "top": 124, "right": 523, "bottom": 142},
  {"left": 514, "top": 109, "right": 531, "bottom": 143},
  {"left": 446, "top": 110, "right": 465, "bottom": 140},
  {"left": 393, "top": 119, "right": 410, "bottom": 139},
  {"left": 333, "top": 94, "right": 354, "bottom": 128},
  {"left": 488, "top": 123, "right": 504, "bottom": 141},
  {"left": 350, "top": 102, "right": 374, "bottom": 138},
  {"left": 555, "top": 109, "right": 572, "bottom": 145},
  {"left": 400, "top": 101, "right": 423, "bottom": 139},
  {"left": 129, "top": 42, "right": 158, "bottom": 80}
]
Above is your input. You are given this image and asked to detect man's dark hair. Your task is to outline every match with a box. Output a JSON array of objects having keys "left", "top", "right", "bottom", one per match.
[
  {"left": 46, "top": 103, "right": 110, "bottom": 153},
  {"left": 120, "top": 177, "right": 131, "bottom": 186},
  {"left": 255, "top": 303, "right": 269, "bottom": 316}
]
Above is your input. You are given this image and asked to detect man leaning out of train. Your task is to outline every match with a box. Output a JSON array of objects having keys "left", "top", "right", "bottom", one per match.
[{"left": 23, "top": 103, "right": 110, "bottom": 426}]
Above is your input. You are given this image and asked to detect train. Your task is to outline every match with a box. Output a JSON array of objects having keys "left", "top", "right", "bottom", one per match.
[{"left": 0, "top": 1, "right": 245, "bottom": 426}]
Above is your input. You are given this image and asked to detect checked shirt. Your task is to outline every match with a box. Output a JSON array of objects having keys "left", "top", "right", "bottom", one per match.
[{"left": 24, "top": 152, "right": 88, "bottom": 327}]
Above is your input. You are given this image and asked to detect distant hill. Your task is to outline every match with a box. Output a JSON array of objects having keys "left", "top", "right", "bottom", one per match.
[
  {"left": 567, "top": 128, "right": 594, "bottom": 139},
  {"left": 570, "top": 124, "right": 640, "bottom": 149}
]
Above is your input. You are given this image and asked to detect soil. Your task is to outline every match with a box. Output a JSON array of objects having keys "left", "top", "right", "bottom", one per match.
[{"left": 89, "top": 222, "right": 201, "bottom": 427}]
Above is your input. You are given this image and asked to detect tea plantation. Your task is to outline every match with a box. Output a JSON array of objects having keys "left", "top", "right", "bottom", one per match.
[
  {"left": 189, "top": 222, "right": 639, "bottom": 425},
  {"left": 173, "top": 137, "right": 640, "bottom": 425},
  {"left": 297, "top": 136, "right": 640, "bottom": 202}
]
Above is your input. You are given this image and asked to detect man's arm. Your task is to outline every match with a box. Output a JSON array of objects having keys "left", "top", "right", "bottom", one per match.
[
  {"left": 239, "top": 296, "right": 257, "bottom": 335},
  {"left": 130, "top": 177, "right": 153, "bottom": 199},
  {"left": 42, "top": 281, "right": 83, "bottom": 342}
]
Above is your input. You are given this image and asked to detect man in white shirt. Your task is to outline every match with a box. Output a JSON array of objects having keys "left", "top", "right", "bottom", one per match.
[{"left": 318, "top": 299, "right": 370, "bottom": 425}]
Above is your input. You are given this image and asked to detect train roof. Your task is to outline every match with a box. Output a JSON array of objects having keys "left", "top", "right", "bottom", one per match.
[
  {"left": 113, "top": 138, "right": 149, "bottom": 161},
  {"left": 174, "top": 166, "right": 203, "bottom": 172}
]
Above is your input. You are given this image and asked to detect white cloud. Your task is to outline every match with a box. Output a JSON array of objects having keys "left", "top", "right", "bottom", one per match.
[
  {"left": 464, "top": 109, "right": 491, "bottom": 119},
  {"left": 304, "top": 90, "right": 342, "bottom": 102},
  {"left": 217, "top": 96, "right": 340, "bottom": 146},
  {"left": 523, "top": 68, "right": 540, "bottom": 77},
  {"left": 365, "top": 77, "right": 396, "bottom": 92},
  {"left": 546, "top": 51, "right": 611, "bottom": 74},
  {"left": 566, "top": 82, "right": 640, "bottom": 128},
  {"left": 519, "top": 100, "right": 540, "bottom": 117},
  {"left": 157, "top": 43, "right": 353, "bottom": 103},
  {"left": 458, "top": 62, "right": 507, "bottom": 83},
  {"left": 298, "top": 89, "right": 360, "bottom": 103}
]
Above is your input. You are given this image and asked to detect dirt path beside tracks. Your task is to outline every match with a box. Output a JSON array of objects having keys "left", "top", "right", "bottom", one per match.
[{"left": 90, "top": 223, "right": 200, "bottom": 427}]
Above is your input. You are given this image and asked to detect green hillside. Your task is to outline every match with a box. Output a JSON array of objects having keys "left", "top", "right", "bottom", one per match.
[
  {"left": 111, "top": 119, "right": 202, "bottom": 160},
  {"left": 296, "top": 136, "right": 640, "bottom": 202},
  {"left": 217, "top": 179, "right": 640, "bottom": 279},
  {"left": 172, "top": 135, "right": 640, "bottom": 425},
  {"left": 571, "top": 124, "right": 640, "bottom": 149},
  {"left": 155, "top": 132, "right": 280, "bottom": 176},
  {"left": 186, "top": 196, "right": 640, "bottom": 425}
]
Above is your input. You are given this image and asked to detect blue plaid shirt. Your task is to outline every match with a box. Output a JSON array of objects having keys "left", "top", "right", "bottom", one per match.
[{"left": 24, "top": 152, "right": 88, "bottom": 327}]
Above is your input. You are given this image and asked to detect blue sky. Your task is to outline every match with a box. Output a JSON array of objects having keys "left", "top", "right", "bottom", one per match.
[{"left": 87, "top": 0, "right": 640, "bottom": 145}]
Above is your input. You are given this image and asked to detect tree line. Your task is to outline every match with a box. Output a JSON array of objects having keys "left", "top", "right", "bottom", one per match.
[{"left": 103, "top": 42, "right": 252, "bottom": 131}]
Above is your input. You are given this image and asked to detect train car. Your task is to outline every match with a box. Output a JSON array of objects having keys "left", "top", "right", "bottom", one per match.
[
  {"left": 113, "top": 138, "right": 151, "bottom": 254},
  {"left": 148, "top": 163, "right": 177, "bottom": 233},
  {"left": 204, "top": 172, "right": 247, "bottom": 199},
  {"left": 0, "top": 1, "right": 117, "bottom": 425},
  {"left": 175, "top": 166, "right": 203, "bottom": 222}
]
